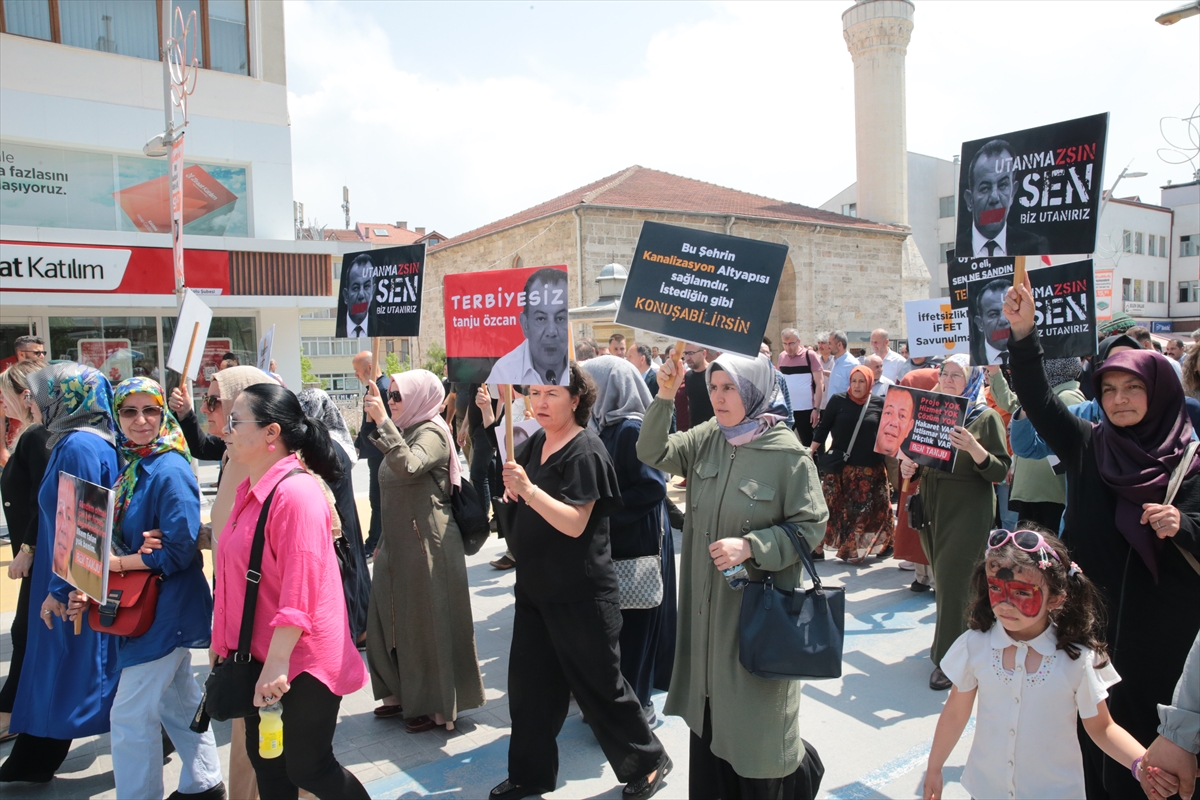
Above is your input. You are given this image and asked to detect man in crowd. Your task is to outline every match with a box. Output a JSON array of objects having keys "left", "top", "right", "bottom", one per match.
[
  {"left": 777, "top": 328, "right": 824, "bottom": 447},
  {"left": 650, "top": 346, "right": 664, "bottom": 367},
  {"left": 14, "top": 335, "right": 47, "bottom": 363},
  {"left": 353, "top": 350, "right": 390, "bottom": 556},
  {"left": 896, "top": 353, "right": 942, "bottom": 383},
  {"left": 1129, "top": 326, "right": 1184, "bottom": 380},
  {"left": 1165, "top": 338, "right": 1187, "bottom": 362},
  {"left": 825, "top": 331, "right": 860, "bottom": 403},
  {"left": 682, "top": 344, "right": 715, "bottom": 427},
  {"left": 864, "top": 354, "right": 895, "bottom": 398},
  {"left": 628, "top": 344, "right": 658, "bottom": 397},
  {"left": 608, "top": 333, "right": 627, "bottom": 359},
  {"left": 575, "top": 337, "right": 598, "bottom": 362},
  {"left": 863, "top": 328, "right": 906, "bottom": 383}
]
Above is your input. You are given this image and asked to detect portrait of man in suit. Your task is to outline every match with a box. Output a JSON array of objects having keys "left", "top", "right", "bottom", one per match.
[
  {"left": 336, "top": 253, "right": 376, "bottom": 339},
  {"left": 969, "top": 277, "right": 1013, "bottom": 365},
  {"left": 963, "top": 139, "right": 1050, "bottom": 257}
]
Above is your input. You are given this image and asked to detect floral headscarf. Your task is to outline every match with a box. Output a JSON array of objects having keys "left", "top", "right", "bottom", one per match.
[
  {"left": 705, "top": 353, "right": 789, "bottom": 445},
  {"left": 27, "top": 362, "right": 117, "bottom": 450},
  {"left": 298, "top": 387, "right": 358, "bottom": 466},
  {"left": 943, "top": 354, "right": 988, "bottom": 424},
  {"left": 112, "top": 377, "right": 190, "bottom": 534}
]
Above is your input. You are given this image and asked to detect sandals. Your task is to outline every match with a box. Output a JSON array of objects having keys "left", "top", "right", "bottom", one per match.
[
  {"left": 489, "top": 779, "right": 552, "bottom": 800},
  {"left": 623, "top": 754, "right": 673, "bottom": 800}
]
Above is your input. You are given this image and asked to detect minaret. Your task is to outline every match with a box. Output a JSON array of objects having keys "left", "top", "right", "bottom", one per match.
[{"left": 842, "top": 0, "right": 914, "bottom": 226}]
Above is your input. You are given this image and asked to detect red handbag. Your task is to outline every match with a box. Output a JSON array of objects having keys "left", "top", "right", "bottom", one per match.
[
  {"left": 893, "top": 480, "right": 929, "bottom": 565},
  {"left": 87, "top": 571, "right": 162, "bottom": 637}
]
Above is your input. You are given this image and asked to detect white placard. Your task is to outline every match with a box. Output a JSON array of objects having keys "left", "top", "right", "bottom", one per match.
[
  {"left": 905, "top": 298, "right": 969, "bottom": 359},
  {"left": 257, "top": 324, "right": 275, "bottom": 372},
  {"left": 497, "top": 417, "right": 542, "bottom": 465},
  {"left": 167, "top": 288, "right": 214, "bottom": 380}
]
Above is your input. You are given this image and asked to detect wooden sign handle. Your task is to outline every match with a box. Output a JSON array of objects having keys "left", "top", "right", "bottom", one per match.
[
  {"left": 504, "top": 385, "right": 515, "bottom": 463},
  {"left": 74, "top": 611, "right": 82, "bottom": 635},
  {"left": 901, "top": 477, "right": 910, "bottom": 494},
  {"left": 180, "top": 320, "right": 200, "bottom": 380},
  {"left": 372, "top": 337, "right": 382, "bottom": 378},
  {"left": 1013, "top": 256, "right": 1027, "bottom": 288}
]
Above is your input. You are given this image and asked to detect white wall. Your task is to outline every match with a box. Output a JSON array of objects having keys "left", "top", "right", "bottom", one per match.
[
  {"left": 1162, "top": 182, "right": 1199, "bottom": 322},
  {"left": 1093, "top": 199, "right": 1174, "bottom": 320}
]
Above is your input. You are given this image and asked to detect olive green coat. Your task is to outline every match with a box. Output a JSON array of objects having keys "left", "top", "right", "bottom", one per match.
[
  {"left": 637, "top": 397, "right": 829, "bottom": 779},
  {"left": 989, "top": 370, "right": 1085, "bottom": 505},
  {"left": 367, "top": 417, "right": 484, "bottom": 720},
  {"left": 915, "top": 407, "right": 1011, "bottom": 665}
]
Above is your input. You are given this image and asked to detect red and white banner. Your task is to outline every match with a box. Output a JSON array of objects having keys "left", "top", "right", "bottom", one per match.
[{"left": 0, "top": 240, "right": 229, "bottom": 295}]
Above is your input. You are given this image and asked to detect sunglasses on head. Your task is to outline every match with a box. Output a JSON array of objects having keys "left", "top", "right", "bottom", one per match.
[
  {"left": 201, "top": 395, "right": 221, "bottom": 412},
  {"left": 987, "top": 529, "right": 1062, "bottom": 567},
  {"left": 388, "top": 391, "right": 403, "bottom": 403}
]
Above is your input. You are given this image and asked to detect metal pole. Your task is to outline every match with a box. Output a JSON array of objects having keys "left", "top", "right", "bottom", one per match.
[{"left": 161, "top": 0, "right": 174, "bottom": 143}]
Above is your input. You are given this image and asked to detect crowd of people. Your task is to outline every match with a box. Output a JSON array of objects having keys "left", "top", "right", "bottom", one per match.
[{"left": 0, "top": 307, "right": 1196, "bottom": 800}]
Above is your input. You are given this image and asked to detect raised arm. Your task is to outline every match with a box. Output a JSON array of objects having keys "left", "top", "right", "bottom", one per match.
[{"left": 371, "top": 419, "right": 448, "bottom": 482}]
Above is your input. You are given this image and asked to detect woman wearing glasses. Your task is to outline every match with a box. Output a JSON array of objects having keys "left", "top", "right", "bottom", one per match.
[
  {"left": 1, "top": 364, "right": 120, "bottom": 784},
  {"left": 66, "top": 378, "right": 223, "bottom": 799},
  {"left": 216, "top": 382, "right": 369, "bottom": 799},
  {"left": 361, "top": 370, "right": 484, "bottom": 732},
  {"left": 899, "top": 354, "right": 1010, "bottom": 692}
]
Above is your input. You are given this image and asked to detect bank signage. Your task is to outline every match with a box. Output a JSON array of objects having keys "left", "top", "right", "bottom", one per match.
[{"left": 0, "top": 244, "right": 130, "bottom": 291}]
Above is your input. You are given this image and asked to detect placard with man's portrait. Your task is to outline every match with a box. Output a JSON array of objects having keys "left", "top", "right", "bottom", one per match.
[{"left": 335, "top": 244, "right": 426, "bottom": 339}]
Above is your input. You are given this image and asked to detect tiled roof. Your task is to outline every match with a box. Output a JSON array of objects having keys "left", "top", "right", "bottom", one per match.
[
  {"left": 324, "top": 229, "right": 363, "bottom": 241},
  {"left": 356, "top": 223, "right": 424, "bottom": 245},
  {"left": 433, "top": 165, "right": 901, "bottom": 251}
]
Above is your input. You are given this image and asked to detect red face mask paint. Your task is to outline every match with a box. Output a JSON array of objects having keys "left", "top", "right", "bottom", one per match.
[
  {"left": 979, "top": 207, "right": 1007, "bottom": 226},
  {"left": 990, "top": 327, "right": 1011, "bottom": 342},
  {"left": 351, "top": 302, "right": 369, "bottom": 315},
  {"left": 987, "top": 577, "right": 1044, "bottom": 617}
]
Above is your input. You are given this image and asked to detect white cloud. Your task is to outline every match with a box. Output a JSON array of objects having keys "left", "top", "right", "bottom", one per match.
[{"left": 286, "top": 1, "right": 1199, "bottom": 237}]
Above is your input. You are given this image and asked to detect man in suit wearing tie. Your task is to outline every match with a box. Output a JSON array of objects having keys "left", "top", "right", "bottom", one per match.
[
  {"left": 963, "top": 139, "right": 1050, "bottom": 257},
  {"left": 338, "top": 254, "right": 376, "bottom": 339}
]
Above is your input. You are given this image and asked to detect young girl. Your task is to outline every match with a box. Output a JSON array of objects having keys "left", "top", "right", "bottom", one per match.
[{"left": 923, "top": 527, "right": 1181, "bottom": 800}]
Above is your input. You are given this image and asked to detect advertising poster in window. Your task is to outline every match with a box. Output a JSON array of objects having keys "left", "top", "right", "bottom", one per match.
[
  {"left": 967, "top": 259, "right": 1097, "bottom": 365},
  {"left": 77, "top": 338, "right": 135, "bottom": 384},
  {"left": 0, "top": 140, "right": 248, "bottom": 237},
  {"left": 955, "top": 113, "right": 1108, "bottom": 258},
  {"left": 444, "top": 265, "right": 570, "bottom": 385},
  {"left": 614, "top": 221, "right": 788, "bottom": 359},
  {"left": 52, "top": 472, "right": 115, "bottom": 604},
  {"left": 873, "top": 386, "right": 968, "bottom": 473},
  {"left": 335, "top": 244, "right": 425, "bottom": 339},
  {"left": 1094, "top": 270, "right": 1114, "bottom": 321},
  {"left": 196, "top": 338, "right": 234, "bottom": 390}
]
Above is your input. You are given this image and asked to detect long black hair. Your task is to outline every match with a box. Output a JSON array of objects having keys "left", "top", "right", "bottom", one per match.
[{"left": 240, "top": 383, "right": 344, "bottom": 485}]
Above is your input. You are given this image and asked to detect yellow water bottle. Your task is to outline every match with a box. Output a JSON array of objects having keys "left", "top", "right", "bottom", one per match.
[{"left": 258, "top": 702, "right": 283, "bottom": 759}]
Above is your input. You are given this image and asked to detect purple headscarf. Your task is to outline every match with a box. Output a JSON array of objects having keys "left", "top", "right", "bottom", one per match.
[{"left": 1092, "top": 349, "right": 1199, "bottom": 580}]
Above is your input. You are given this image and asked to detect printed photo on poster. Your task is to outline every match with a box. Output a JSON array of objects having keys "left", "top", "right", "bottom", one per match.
[
  {"left": 444, "top": 265, "right": 570, "bottom": 385},
  {"left": 967, "top": 260, "right": 1097, "bottom": 365},
  {"left": 905, "top": 298, "right": 969, "bottom": 358},
  {"left": 955, "top": 113, "right": 1109, "bottom": 258},
  {"left": 874, "top": 386, "right": 968, "bottom": 473},
  {"left": 614, "top": 221, "right": 788, "bottom": 359},
  {"left": 947, "top": 254, "right": 1015, "bottom": 310},
  {"left": 52, "top": 472, "right": 115, "bottom": 603},
  {"left": 334, "top": 244, "right": 425, "bottom": 339}
]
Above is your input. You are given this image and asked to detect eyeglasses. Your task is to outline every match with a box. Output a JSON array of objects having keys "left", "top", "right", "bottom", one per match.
[
  {"left": 987, "top": 529, "right": 1062, "bottom": 564},
  {"left": 388, "top": 391, "right": 403, "bottom": 403},
  {"left": 117, "top": 406, "right": 164, "bottom": 421},
  {"left": 22, "top": 350, "right": 46, "bottom": 357},
  {"left": 202, "top": 395, "right": 222, "bottom": 412},
  {"left": 682, "top": 350, "right": 701, "bottom": 357},
  {"left": 223, "top": 416, "right": 262, "bottom": 432}
]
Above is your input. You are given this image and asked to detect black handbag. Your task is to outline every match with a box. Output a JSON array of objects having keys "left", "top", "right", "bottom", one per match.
[
  {"left": 450, "top": 476, "right": 491, "bottom": 556},
  {"left": 204, "top": 469, "right": 303, "bottom": 722},
  {"left": 905, "top": 492, "right": 927, "bottom": 530},
  {"left": 738, "top": 522, "right": 846, "bottom": 680},
  {"left": 814, "top": 398, "right": 870, "bottom": 476}
]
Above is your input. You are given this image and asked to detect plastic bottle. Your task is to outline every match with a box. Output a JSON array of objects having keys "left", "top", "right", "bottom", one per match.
[
  {"left": 722, "top": 563, "right": 749, "bottom": 589},
  {"left": 258, "top": 702, "right": 283, "bottom": 759}
]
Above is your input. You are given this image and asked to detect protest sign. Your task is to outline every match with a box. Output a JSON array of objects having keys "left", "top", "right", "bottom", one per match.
[
  {"left": 967, "top": 259, "right": 1097, "bottom": 365},
  {"left": 905, "top": 299, "right": 969, "bottom": 358},
  {"left": 874, "top": 386, "right": 968, "bottom": 473},
  {"left": 52, "top": 472, "right": 115, "bottom": 604},
  {"left": 955, "top": 113, "right": 1109, "bottom": 258},
  {"left": 444, "top": 265, "right": 570, "bottom": 385},
  {"left": 257, "top": 324, "right": 275, "bottom": 372},
  {"left": 335, "top": 244, "right": 425, "bottom": 338},
  {"left": 614, "top": 221, "right": 788, "bottom": 359},
  {"left": 497, "top": 417, "right": 542, "bottom": 464},
  {"left": 947, "top": 255, "right": 1015, "bottom": 310},
  {"left": 166, "top": 288, "right": 214, "bottom": 380}
]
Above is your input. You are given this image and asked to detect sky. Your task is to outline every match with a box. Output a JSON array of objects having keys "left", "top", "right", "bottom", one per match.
[{"left": 285, "top": 1, "right": 1200, "bottom": 239}]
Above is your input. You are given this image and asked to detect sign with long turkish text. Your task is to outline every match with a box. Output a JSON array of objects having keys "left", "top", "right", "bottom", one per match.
[{"left": 904, "top": 298, "right": 969, "bottom": 358}]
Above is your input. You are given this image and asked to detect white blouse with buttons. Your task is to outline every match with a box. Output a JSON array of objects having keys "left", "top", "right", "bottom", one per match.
[{"left": 940, "top": 624, "right": 1120, "bottom": 800}]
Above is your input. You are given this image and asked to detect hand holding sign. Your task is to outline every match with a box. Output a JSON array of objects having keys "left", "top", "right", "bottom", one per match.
[
  {"left": 1003, "top": 272, "right": 1036, "bottom": 341},
  {"left": 363, "top": 381, "right": 388, "bottom": 426},
  {"left": 169, "top": 381, "right": 191, "bottom": 417},
  {"left": 949, "top": 426, "right": 987, "bottom": 466},
  {"left": 502, "top": 461, "right": 533, "bottom": 503},
  {"left": 656, "top": 353, "right": 684, "bottom": 400},
  {"left": 40, "top": 593, "right": 67, "bottom": 629}
]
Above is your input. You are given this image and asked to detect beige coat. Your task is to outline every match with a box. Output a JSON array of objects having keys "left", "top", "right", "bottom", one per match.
[
  {"left": 366, "top": 417, "right": 484, "bottom": 720},
  {"left": 637, "top": 397, "right": 829, "bottom": 779}
]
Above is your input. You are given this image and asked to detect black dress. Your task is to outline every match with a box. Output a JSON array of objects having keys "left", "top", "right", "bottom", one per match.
[
  {"left": 1008, "top": 331, "right": 1200, "bottom": 798},
  {"left": 327, "top": 445, "right": 372, "bottom": 639},
  {"left": 505, "top": 427, "right": 666, "bottom": 791}
]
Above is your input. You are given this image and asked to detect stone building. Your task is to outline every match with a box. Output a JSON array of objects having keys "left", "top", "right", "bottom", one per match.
[{"left": 422, "top": 165, "right": 930, "bottom": 354}]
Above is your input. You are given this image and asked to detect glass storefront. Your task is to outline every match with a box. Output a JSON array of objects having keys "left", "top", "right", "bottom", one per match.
[
  {"left": 49, "top": 315, "right": 160, "bottom": 384},
  {"left": 0, "top": 319, "right": 38, "bottom": 370}
]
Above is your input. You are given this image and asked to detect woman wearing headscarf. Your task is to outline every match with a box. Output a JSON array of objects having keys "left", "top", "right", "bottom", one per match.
[
  {"left": 0, "top": 361, "right": 51, "bottom": 745},
  {"left": 1003, "top": 278, "right": 1200, "bottom": 798},
  {"left": 811, "top": 365, "right": 893, "bottom": 563},
  {"left": 899, "top": 353, "right": 1010, "bottom": 691},
  {"left": 67, "top": 377, "right": 223, "bottom": 799},
  {"left": 362, "top": 369, "right": 484, "bottom": 732},
  {"left": 297, "top": 388, "right": 371, "bottom": 642},
  {"left": 0, "top": 364, "right": 121, "bottom": 784},
  {"left": 638, "top": 353, "right": 828, "bottom": 800},
  {"left": 580, "top": 355, "right": 677, "bottom": 723},
  {"left": 988, "top": 357, "right": 1086, "bottom": 531}
]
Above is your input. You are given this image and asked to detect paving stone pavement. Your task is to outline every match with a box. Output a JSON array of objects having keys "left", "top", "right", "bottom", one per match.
[{"left": 1, "top": 470, "right": 976, "bottom": 799}]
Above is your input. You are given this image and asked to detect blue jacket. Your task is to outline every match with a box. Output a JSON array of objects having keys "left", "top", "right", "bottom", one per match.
[{"left": 1012, "top": 397, "right": 1199, "bottom": 460}]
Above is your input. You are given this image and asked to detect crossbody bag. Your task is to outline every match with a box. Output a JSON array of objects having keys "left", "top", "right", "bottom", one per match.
[
  {"left": 1166, "top": 441, "right": 1200, "bottom": 576},
  {"left": 816, "top": 398, "right": 871, "bottom": 476}
]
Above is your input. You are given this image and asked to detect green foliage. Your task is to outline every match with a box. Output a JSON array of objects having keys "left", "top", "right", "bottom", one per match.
[
  {"left": 300, "top": 355, "right": 328, "bottom": 389},
  {"left": 384, "top": 351, "right": 409, "bottom": 376},
  {"left": 422, "top": 343, "right": 447, "bottom": 376}
]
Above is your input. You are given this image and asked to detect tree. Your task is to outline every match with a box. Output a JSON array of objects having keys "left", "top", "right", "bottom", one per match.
[
  {"left": 300, "top": 355, "right": 327, "bottom": 389},
  {"left": 384, "top": 351, "right": 409, "bottom": 376},
  {"left": 423, "top": 343, "right": 447, "bottom": 376}
]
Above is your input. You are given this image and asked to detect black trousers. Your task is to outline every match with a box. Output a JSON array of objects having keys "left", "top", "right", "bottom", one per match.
[
  {"left": 244, "top": 672, "right": 369, "bottom": 800},
  {"left": 791, "top": 411, "right": 815, "bottom": 448},
  {"left": 0, "top": 572, "right": 30, "bottom": 713},
  {"left": 1009, "top": 500, "right": 1065, "bottom": 533},
  {"left": 364, "top": 457, "right": 383, "bottom": 553},
  {"left": 508, "top": 588, "right": 665, "bottom": 789},
  {"left": 690, "top": 702, "right": 824, "bottom": 800}
]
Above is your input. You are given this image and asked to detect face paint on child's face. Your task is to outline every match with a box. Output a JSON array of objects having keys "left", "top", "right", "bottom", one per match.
[{"left": 987, "top": 576, "right": 1044, "bottom": 617}]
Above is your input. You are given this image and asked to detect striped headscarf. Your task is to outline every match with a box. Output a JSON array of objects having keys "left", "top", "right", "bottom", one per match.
[{"left": 112, "top": 377, "right": 190, "bottom": 533}]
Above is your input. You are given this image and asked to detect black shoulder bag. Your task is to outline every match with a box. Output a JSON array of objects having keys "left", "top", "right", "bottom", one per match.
[
  {"left": 815, "top": 398, "right": 871, "bottom": 476},
  {"left": 451, "top": 477, "right": 491, "bottom": 556},
  {"left": 738, "top": 522, "right": 846, "bottom": 680},
  {"left": 204, "top": 468, "right": 304, "bottom": 722}
]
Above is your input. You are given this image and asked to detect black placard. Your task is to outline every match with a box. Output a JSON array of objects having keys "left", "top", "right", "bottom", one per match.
[
  {"left": 874, "top": 386, "right": 968, "bottom": 473},
  {"left": 955, "top": 113, "right": 1108, "bottom": 257},
  {"left": 967, "top": 259, "right": 1097, "bottom": 365},
  {"left": 614, "top": 221, "right": 788, "bottom": 358},
  {"left": 335, "top": 244, "right": 425, "bottom": 338},
  {"left": 947, "top": 254, "right": 1015, "bottom": 310}
]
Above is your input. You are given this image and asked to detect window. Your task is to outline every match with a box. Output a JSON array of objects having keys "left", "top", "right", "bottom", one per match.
[
  {"left": 1148, "top": 235, "right": 1156, "bottom": 257},
  {"left": 1122, "top": 278, "right": 1132, "bottom": 301},
  {"left": 1182, "top": 234, "right": 1199, "bottom": 258},
  {"left": 49, "top": 316, "right": 161, "bottom": 383},
  {"left": 299, "top": 309, "right": 334, "bottom": 319},
  {"left": 1133, "top": 279, "right": 1143, "bottom": 302},
  {"left": 0, "top": 0, "right": 249, "bottom": 75},
  {"left": 1134, "top": 232, "right": 1144, "bottom": 255},
  {"left": 1160, "top": 235, "right": 1168, "bottom": 256},
  {"left": 314, "top": 373, "right": 360, "bottom": 394},
  {"left": 938, "top": 196, "right": 956, "bottom": 218},
  {"left": 372, "top": 228, "right": 389, "bottom": 236},
  {"left": 1123, "top": 230, "right": 1133, "bottom": 253},
  {"left": 301, "top": 336, "right": 359, "bottom": 357},
  {"left": 939, "top": 242, "right": 954, "bottom": 264},
  {"left": 1181, "top": 280, "right": 1200, "bottom": 304},
  {"left": 1158, "top": 281, "right": 1166, "bottom": 304},
  {"left": 841, "top": 203, "right": 857, "bottom": 218}
]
